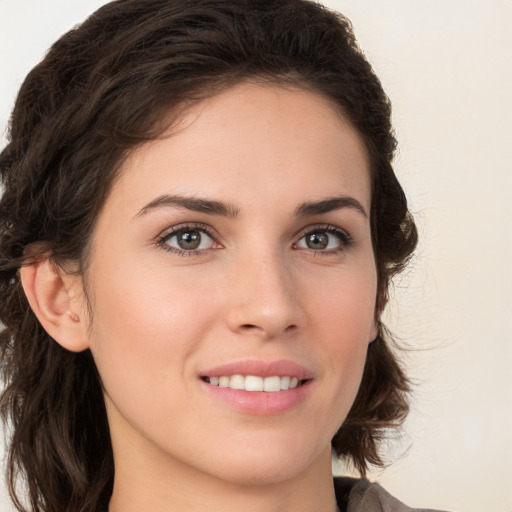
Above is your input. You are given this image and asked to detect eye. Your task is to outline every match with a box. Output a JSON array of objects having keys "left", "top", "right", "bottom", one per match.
[
  {"left": 295, "top": 227, "right": 351, "bottom": 252},
  {"left": 159, "top": 225, "right": 217, "bottom": 253}
]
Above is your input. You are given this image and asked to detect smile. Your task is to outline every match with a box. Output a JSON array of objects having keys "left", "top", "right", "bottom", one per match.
[
  {"left": 202, "top": 375, "right": 307, "bottom": 392},
  {"left": 199, "top": 360, "right": 314, "bottom": 414}
]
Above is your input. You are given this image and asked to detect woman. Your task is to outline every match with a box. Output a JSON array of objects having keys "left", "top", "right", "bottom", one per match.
[{"left": 0, "top": 1, "right": 434, "bottom": 511}]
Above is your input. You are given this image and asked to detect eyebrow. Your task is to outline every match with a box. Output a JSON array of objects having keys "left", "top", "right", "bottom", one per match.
[
  {"left": 135, "top": 194, "right": 368, "bottom": 220},
  {"left": 295, "top": 196, "right": 368, "bottom": 218},
  {"left": 135, "top": 194, "right": 240, "bottom": 218}
]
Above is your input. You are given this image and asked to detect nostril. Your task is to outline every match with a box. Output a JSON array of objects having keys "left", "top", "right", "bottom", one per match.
[{"left": 239, "top": 322, "right": 298, "bottom": 334}]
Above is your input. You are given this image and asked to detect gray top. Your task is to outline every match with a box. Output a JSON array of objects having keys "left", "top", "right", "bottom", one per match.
[{"left": 334, "top": 477, "right": 449, "bottom": 512}]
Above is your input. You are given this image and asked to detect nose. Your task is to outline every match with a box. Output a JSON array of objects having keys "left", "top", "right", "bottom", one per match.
[{"left": 225, "top": 250, "right": 306, "bottom": 339}]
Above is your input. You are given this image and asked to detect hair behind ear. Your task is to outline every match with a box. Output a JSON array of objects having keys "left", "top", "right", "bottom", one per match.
[
  {"left": 0, "top": 274, "right": 113, "bottom": 511},
  {"left": 332, "top": 330, "right": 410, "bottom": 475}
]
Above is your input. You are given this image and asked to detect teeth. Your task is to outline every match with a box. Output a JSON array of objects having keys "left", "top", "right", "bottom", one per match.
[
  {"left": 263, "top": 376, "right": 281, "bottom": 392},
  {"left": 229, "top": 374, "right": 245, "bottom": 390},
  {"left": 245, "top": 375, "right": 264, "bottom": 392},
  {"left": 205, "top": 375, "right": 304, "bottom": 392},
  {"left": 280, "top": 376, "right": 290, "bottom": 390}
]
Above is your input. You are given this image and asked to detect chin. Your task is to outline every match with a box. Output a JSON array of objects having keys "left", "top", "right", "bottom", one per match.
[
  {"left": 209, "top": 460, "right": 306, "bottom": 487},
  {"left": 198, "top": 436, "right": 328, "bottom": 487}
]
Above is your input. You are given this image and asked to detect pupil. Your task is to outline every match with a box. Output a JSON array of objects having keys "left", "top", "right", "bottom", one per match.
[
  {"left": 307, "top": 232, "right": 328, "bottom": 250},
  {"left": 178, "top": 230, "right": 201, "bottom": 250}
]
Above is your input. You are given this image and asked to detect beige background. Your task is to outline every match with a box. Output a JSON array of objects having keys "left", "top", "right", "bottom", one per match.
[{"left": 1, "top": 1, "right": 511, "bottom": 511}]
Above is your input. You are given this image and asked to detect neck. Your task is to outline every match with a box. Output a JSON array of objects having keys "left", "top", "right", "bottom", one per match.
[{"left": 108, "top": 433, "right": 338, "bottom": 512}]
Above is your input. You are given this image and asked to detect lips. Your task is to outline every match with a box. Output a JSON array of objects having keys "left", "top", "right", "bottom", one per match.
[
  {"left": 199, "top": 359, "right": 314, "bottom": 415},
  {"left": 201, "top": 359, "right": 314, "bottom": 380}
]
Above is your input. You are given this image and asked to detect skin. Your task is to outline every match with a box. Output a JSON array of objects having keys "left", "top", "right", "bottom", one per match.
[{"left": 23, "top": 82, "right": 378, "bottom": 512}]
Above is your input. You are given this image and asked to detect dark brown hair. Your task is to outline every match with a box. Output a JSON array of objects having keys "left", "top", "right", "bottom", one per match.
[{"left": 0, "top": 1, "right": 417, "bottom": 511}]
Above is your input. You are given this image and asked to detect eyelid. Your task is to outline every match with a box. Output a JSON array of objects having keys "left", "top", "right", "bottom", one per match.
[
  {"left": 155, "top": 222, "right": 353, "bottom": 256},
  {"left": 293, "top": 223, "right": 353, "bottom": 251},
  {"left": 156, "top": 222, "right": 222, "bottom": 255}
]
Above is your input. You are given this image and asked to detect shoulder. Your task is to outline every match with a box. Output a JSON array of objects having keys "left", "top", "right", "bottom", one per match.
[{"left": 334, "top": 477, "right": 449, "bottom": 512}]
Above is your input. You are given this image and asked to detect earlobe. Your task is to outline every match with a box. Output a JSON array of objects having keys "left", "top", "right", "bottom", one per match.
[
  {"left": 371, "top": 289, "right": 387, "bottom": 343},
  {"left": 19, "top": 259, "right": 90, "bottom": 352},
  {"left": 369, "top": 321, "right": 379, "bottom": 344}
]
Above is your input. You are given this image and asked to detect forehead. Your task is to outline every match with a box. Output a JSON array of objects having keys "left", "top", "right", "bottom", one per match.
[{"left": 105, "top": 82, "right": 371, "bottom": 217}]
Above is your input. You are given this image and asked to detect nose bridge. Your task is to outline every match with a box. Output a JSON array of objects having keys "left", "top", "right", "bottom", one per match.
[{"left": 225, "top": 243, "right": 304, "bottom": 338}]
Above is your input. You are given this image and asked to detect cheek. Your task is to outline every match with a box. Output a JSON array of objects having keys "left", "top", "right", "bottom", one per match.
[
  {"left": 87, "top": 265, "right": 217, "bottom": 403},
  {"left": 306, "top": 260, "right": 377, "bottom": 336},
  {"left": 305, "top": 264, "right": 376, "bottom": 407}
]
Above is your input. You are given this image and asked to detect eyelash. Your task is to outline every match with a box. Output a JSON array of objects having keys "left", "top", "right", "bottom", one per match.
[
  {"left": 294, "top": 224, "right": 353, "bottom": 254},
  {"left": 156, "top": 223, "right": 353, "bottom": 256},
  {"left": 157, "top": 223, "right": 219, "bottom": 257}
]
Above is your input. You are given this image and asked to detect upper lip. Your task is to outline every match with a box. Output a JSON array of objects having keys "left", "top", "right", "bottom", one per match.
[{"left": 200, "top": 359, "right": 314, "bottom": 380}]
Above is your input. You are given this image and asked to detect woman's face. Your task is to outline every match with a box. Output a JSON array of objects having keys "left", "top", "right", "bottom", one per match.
[{"left": 81, "top": 82, "right": 377, "bottom": 485}]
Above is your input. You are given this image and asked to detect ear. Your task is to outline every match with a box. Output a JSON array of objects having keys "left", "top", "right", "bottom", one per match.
[
  {"left": 19, "top": 258, "right": 90, "bottom": 352},
  {"left": 370, "top": 288, "right": 387, "bottom": 343}
]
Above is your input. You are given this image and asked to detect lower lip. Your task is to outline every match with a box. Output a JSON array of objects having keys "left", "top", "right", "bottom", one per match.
[{"left": 200, "top": 380, "right": 313, "bottom": 416}]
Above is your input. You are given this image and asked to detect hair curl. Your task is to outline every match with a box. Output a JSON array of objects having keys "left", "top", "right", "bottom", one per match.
[{"left": 0, "top": 1, "right": 417, "bottom": 510}]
